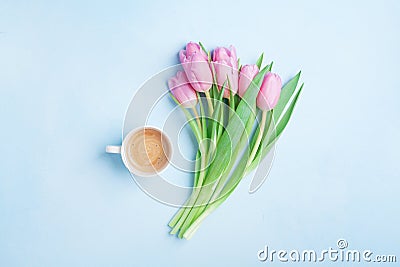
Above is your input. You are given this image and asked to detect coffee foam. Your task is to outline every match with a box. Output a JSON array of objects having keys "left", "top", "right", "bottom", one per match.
[{"left": 125, "top": 128, "right": 170, "bottom": 175}]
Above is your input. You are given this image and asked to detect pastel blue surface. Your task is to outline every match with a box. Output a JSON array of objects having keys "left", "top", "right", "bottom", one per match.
[{"left": 1, "top": 0, "right": 399, "bottom": 266}]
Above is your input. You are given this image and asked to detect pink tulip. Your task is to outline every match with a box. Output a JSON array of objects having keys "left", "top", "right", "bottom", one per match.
[
  {"left": 238, "top": 64, "right": 259, "bottom": 98},
  {"left": 212, "top": 46, "right": 239, "bottom": 98},
  {"left": 257, "top": 72, "right": 282, "bottom": 111},
  {"left": 179, "top": 42, "right": 212, "bottom": 92},
  {"left": 168, "top": 71, "right": 198, "bottom": 108}
]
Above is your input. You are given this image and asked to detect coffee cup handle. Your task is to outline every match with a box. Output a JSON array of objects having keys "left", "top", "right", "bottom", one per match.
[{"left": 106, "top": 145, "right": 121, "bottom": 154}]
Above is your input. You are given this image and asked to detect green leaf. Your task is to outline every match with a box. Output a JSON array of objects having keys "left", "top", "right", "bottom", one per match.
[
  {"left": 210, "top": 81, "right": 226, "bottom": 142},
  {"left": 181, "top": 103, "right": 258, "bottom": 237},
  {"left": 234, "top": 94, "right": 240, "bottom": 109},
  {"left": 199, "top": 41, "right": 207, "bottom": 55},
  {"left": 183, "top": 131, "right": 252, "bottom": 239},
  {"left": 174, "top": 70, "right": 304, "bottom": 239},
  {"left": 199, "top": 41, "right": 211, "bottom": 62},
  {"left": 268, "top": 61, "right": 274, "bottom": 71},
  {"left": 273, "top": 71, "right": 301, "bottom": 124},
  {"left": 248, "top": 83, "right": 304, "bottom": 171},
  {"left": 203, "top": 65, "right": 269, "bottom": 183},
  {"left": 210, "top": 83, "right": 217, "bottom": 99},
  {"left": 256, "top": 52, "right": 264, "bottom": 69},
  {"left": 198, "top": 93, "right": 207, "bottom": 140},
  {"left": 228, "top": 78, "right": 235, "bottom": 116},
  {"left": 273, "top": 83, "right": 303, "bottom": 139},
  {"left": 217, "top": 100, "right": 224, "bottom": 141}
]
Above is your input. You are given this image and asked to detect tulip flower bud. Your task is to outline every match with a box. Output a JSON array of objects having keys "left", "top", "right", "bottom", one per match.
[
  {"left": 238, "top": 64, "right": 259, "bottom": 98},
  {"left": 179, "top": 42, "right": 213, "bottom": 92},
  {"left": 168, "top": 71, "right": 198, "bottom": 108},
  {"left": 256, "top": 72, "right": 282, "bottom": 111},
  {"left": 212, "top": 46, "right": 239, "bottom": 98}
]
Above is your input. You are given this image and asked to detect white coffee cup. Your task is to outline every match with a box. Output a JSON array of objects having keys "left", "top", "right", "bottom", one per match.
[{"left": 106, "top": 126, "right": 172, "bottom": 177}]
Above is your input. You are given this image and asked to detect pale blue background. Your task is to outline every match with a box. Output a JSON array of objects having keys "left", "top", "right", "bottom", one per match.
[{"left": 1, "top": 0, "right": 399, "bottom": 266}]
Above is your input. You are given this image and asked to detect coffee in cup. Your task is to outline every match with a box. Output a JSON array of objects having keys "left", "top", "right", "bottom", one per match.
[{"left": 106, "top": 127, "right": 172, "bottom": 176}]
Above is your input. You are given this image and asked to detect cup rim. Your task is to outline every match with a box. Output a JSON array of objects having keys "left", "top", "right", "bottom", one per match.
[{"left": 120, "top": 126, "right": 172, "bottom": 177}]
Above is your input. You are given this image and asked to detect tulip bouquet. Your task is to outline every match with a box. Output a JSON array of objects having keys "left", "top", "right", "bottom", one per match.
[{"left": 168, "top": 42, "right": 303, "bottom": 239}]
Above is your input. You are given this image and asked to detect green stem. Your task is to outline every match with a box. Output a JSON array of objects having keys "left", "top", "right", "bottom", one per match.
[
  {"left": 204, "top": 90, "right": 214, "bottom": 115},
  {"left": 191, "top": 106, "right": 202, "bottom": 137},
  {"left": 183, "top": 140, "right": 251, "bottom": 239},
  {"left": 227, "top": 77, "right": 235, "bottom": 120},
  {"left": 246, "top": 110, "right": 267, "bottom": 168},
  {"left": 217, "top": 102, "right": 224, "bottom": 141},
  {"left": 168, "top": 150, "right": 201, "bottom": 228},
  {"left": 170, "top": 94, "right": 213, "bottom": 236},
  {"left": 176, "top": 144, "right": 211, "bottom": 238},
  {"left": 170, "top": 93, "right": 202, "bottom": 143},
  {"left": 179, "top": 113, "right": 256, "bottom": 236},
  {"left": 170, "top": 144, "right": 207, "bottom": 236},
  {"left": 183, "top": 201, "right": 219, "bottom": 240},
  {"left": 246, "top": 111, "right": 274, "bottom": 173},
  {"left": 202, "top": 114, "right": 255, "bottom": 204},
  {"left": 198, "top": 94, "right": 208, "bottom": 140},
  {"left": 171, "top": 95, "right": 210, "bottom": 236}
]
